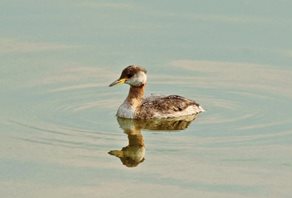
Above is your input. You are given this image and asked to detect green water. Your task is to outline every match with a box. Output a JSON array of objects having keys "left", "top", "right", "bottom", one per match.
[{"left": 1, "top": 1, "right": 292, "bottom": 198}]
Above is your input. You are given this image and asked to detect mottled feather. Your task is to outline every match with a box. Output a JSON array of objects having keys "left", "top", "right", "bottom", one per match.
[{"left": 136, "top": 95, "right": 201, "bottom": 119}]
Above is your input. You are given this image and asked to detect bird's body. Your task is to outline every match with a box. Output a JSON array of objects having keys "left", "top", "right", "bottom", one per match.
[{"left": 109, "top": 65, "right": 204, "bottom": 120}]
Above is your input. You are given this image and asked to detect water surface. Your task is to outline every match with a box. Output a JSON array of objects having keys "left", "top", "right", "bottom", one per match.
[{"left": 1, "top": 1, "right": 292, "bottom": 198}]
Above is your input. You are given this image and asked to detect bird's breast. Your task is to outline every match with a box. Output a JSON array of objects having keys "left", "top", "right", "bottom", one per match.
[{"left": 117, "top": 102, "right": 136, "bottom": 119}]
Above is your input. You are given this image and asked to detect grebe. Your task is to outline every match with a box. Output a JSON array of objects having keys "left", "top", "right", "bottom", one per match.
[{"left": 109, "top": 65, "right": 204, "bottom": 119}]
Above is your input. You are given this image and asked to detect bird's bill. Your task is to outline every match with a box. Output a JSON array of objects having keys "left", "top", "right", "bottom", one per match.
[{"left": 109, "top": 78, "right": 127, "bottom": 87}]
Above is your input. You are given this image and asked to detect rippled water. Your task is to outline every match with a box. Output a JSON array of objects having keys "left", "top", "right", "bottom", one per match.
[{"left": 1, "top": 1, "right": 292, "bottom": 198}]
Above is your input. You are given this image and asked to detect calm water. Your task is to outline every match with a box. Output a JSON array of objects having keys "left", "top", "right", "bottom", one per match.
[{"left": 1, "top": 1, "right": 292, "bottom": 198}]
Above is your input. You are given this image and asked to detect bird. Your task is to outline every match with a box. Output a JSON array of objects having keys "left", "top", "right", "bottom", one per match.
[{"left": 109, "top": 65, "right": 204, "bottom": 120}]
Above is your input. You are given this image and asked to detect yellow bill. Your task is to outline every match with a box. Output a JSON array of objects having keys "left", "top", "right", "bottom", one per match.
[{"left": 109, "top": 78, "right": 127, "bottom": 87}]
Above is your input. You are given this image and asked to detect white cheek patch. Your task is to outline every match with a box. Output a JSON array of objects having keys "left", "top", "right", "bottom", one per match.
[{"left": 127, "top": 71, "right": 147, "bottom": 86}]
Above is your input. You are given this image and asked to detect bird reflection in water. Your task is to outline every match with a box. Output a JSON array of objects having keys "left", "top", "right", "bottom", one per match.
[{"left": 108, "top": 115, "right": 197, "bottom": 168}]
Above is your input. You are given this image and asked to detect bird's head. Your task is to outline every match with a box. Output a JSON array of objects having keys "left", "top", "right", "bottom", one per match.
[{"left": 109, "top": 65, "right": 147, "bottom": 87}]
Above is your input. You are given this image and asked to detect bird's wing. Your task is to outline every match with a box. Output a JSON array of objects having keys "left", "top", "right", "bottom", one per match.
[{"left": 138, "top": 95, "right": 200, "bottom": 119}]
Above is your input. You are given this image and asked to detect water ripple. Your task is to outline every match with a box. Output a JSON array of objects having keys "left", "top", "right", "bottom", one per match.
[
  {"left": 164, "top": 60, "right": 292, "bottom": 135},
  {"left": 7, "top": 61, "right": 292, "bottom": 154}
]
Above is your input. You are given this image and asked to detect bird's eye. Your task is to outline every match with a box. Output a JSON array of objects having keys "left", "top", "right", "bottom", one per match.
[{"left": 127, "top": 74, "right": 134, "bottom": 78}]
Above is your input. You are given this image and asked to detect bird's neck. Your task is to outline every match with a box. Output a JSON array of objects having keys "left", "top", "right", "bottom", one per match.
[
  {"left": 126, "top": 84, "right": 145, "bottom": 108},
  {"left": 128, "top": 133, "right": 144, "bottom": 146},
  {"left": 124, "top": 129, "right": 144, "bottom": 147}
]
